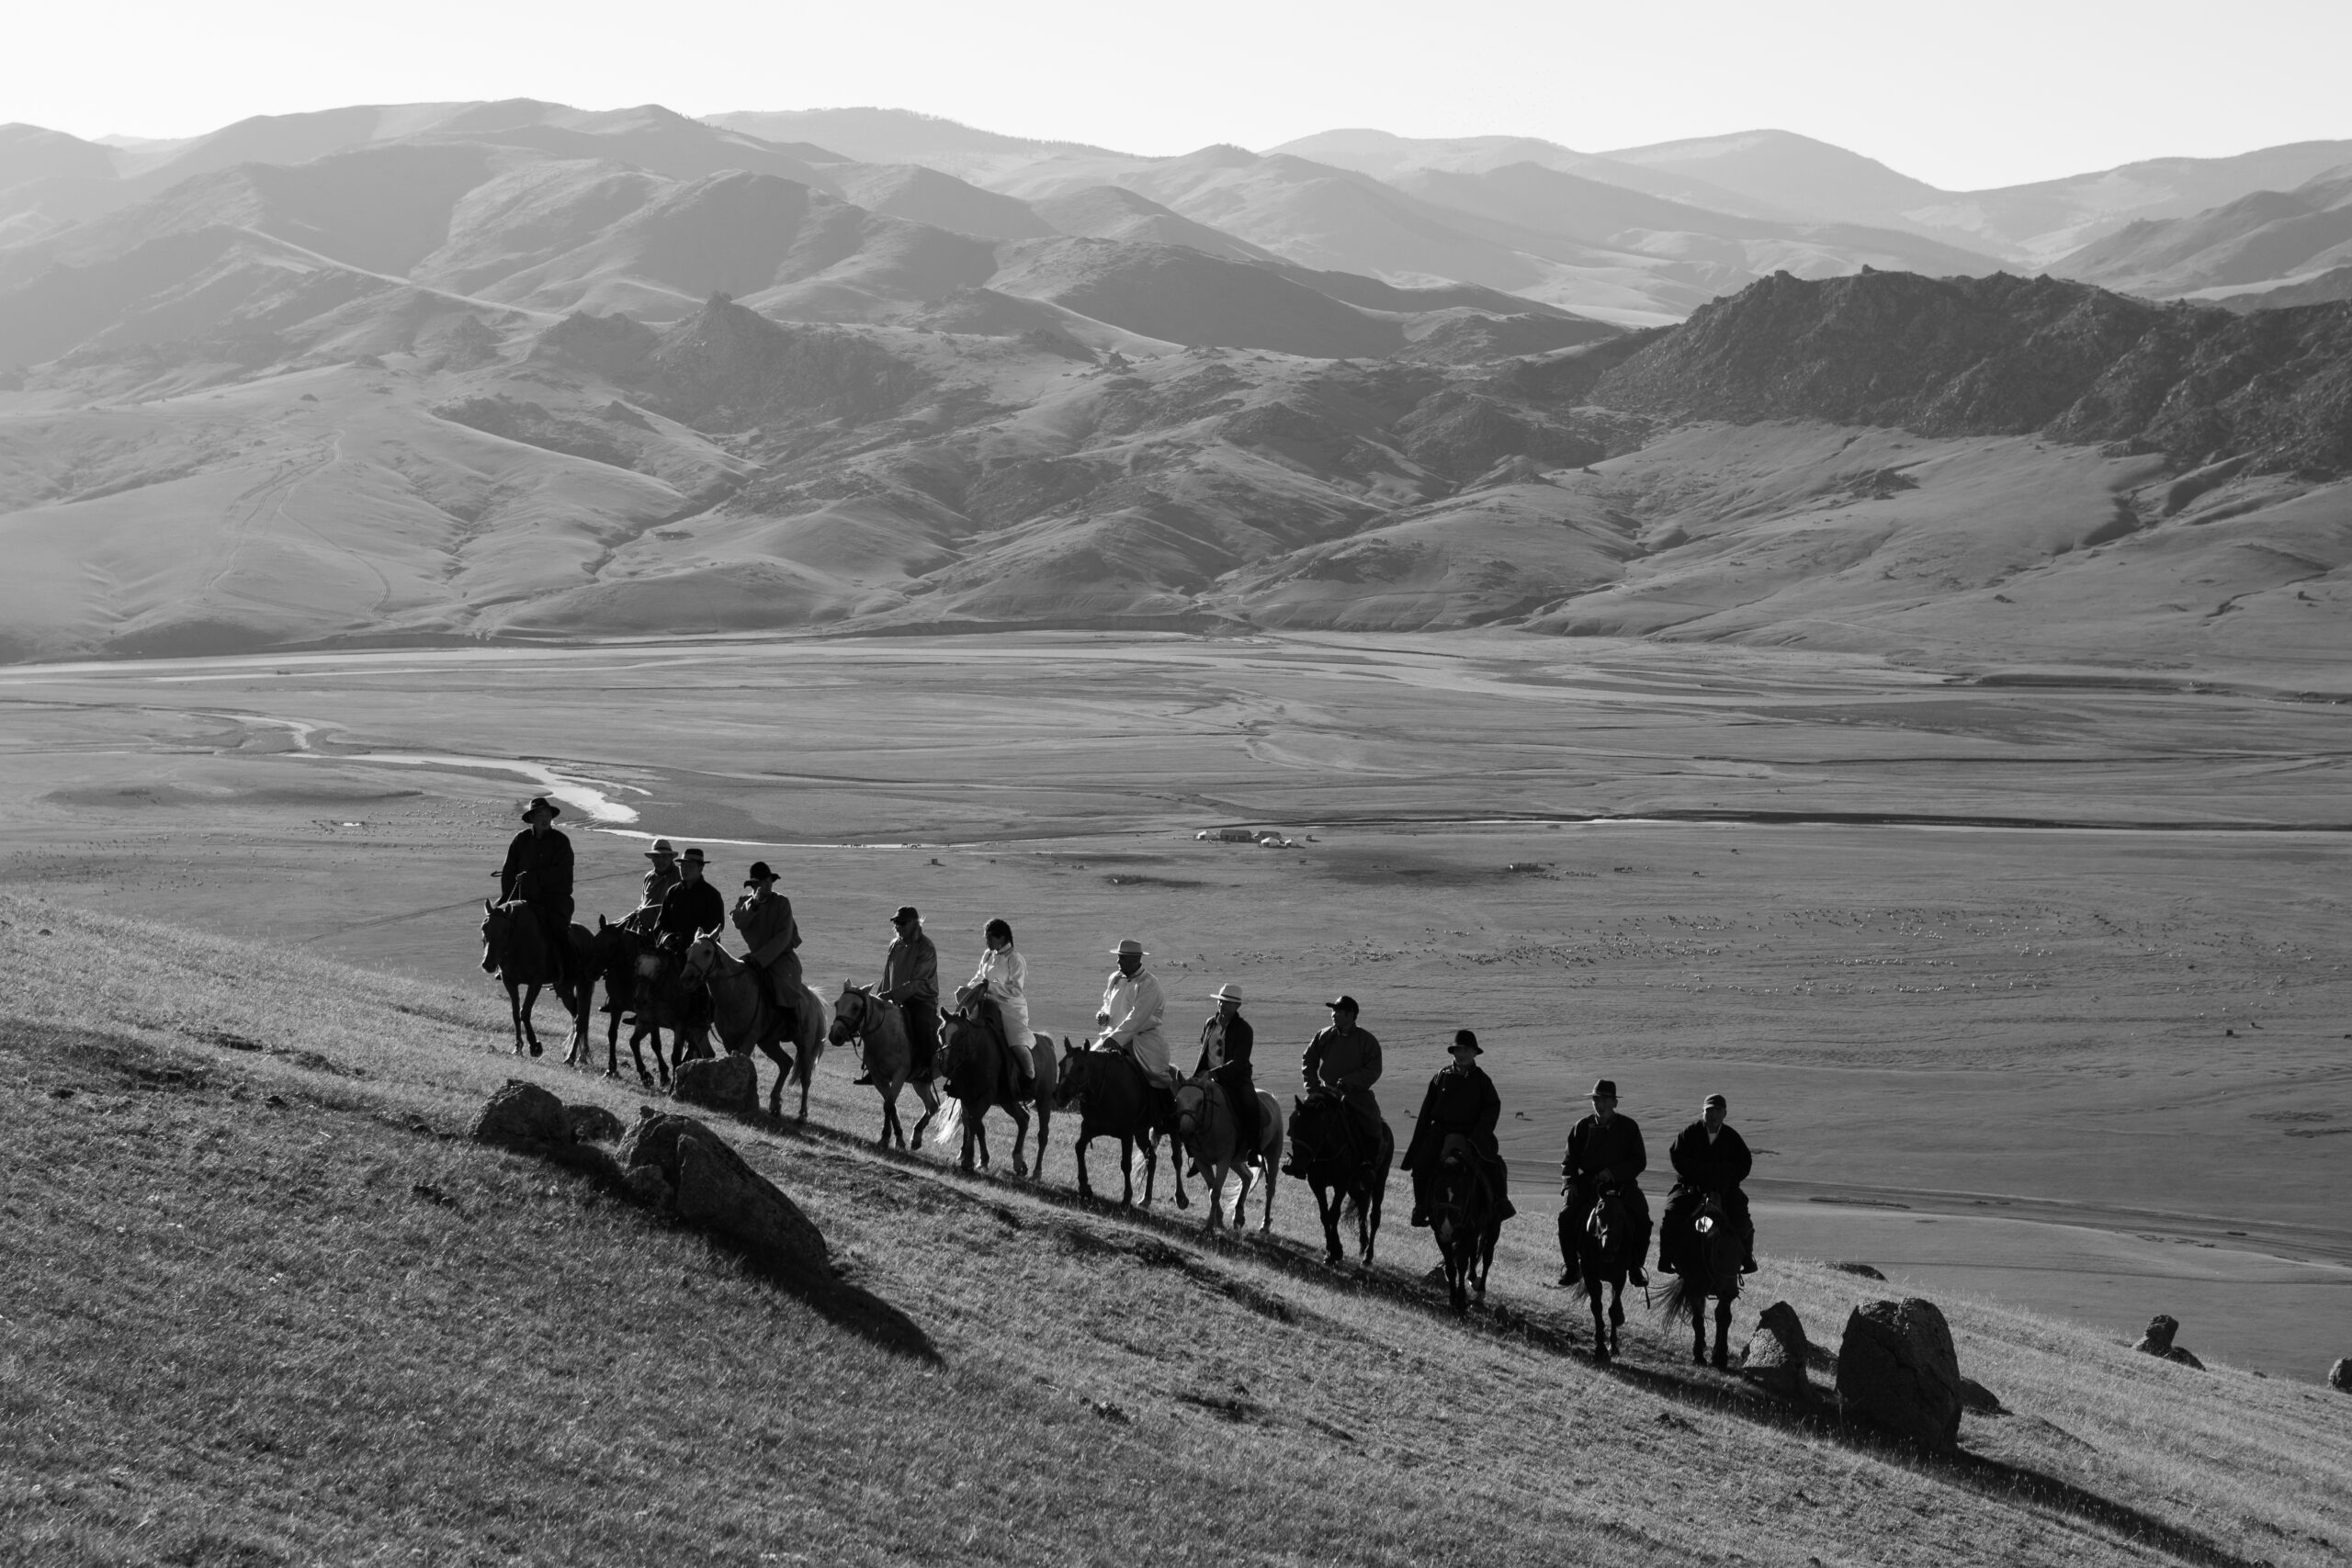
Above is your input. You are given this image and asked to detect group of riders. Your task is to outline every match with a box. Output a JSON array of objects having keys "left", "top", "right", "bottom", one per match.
[{"left": 496, "top": 796, "right": 1760, "bottom": 1281}]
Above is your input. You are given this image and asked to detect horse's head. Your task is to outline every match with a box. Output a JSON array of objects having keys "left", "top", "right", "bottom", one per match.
[
  {"left": 1171, "top": 1078, "right": 1210, "bottom": 1137},
  {"left": 479, "top": 898, "right": 503, "bottom": 973},
  {"left": 1050, "top": 1039, "right": 1088, "bottom": 1109},
  {"left": 1587, "top": 1187, "right": 1624, "bottom": 1252},
  {"left": 680, "top": 926, "right": 723, "bottom": 982},
  {"left": 828, "top": 984, "right": 871, "bottom": 1045}
]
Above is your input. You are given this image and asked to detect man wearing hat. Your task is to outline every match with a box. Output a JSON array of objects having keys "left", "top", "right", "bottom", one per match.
[
  {"left": 1559, "top": 1080, "right": 1652, "bottom": 1288},
  {"left": 1302, "top": 996, "right": 1384, "bottom": 1154},
  {"left": 654, "top": 847, "right": 725, "bottom": 948},
  {"left": 1193, "top": 983, "right": 1259, "bottom": 1155},
  {"left": 1660, "top": 1093, "right": 1758, "bottom": 1275},
  {"left": 1402, "top": 1030, "right": 1515, "bottom": 1228},
  {"left": 729, "top": 862, "right": 803, "bottom": 1037},
  {"left": 624, "top": 839, "right": 682, "bottom": 933},
  {"left": 497, "top": 796, "right": 576, "bottom": 973},
  {"left": 1097, "top": 939, "right": 1170, "bottom": 1079},
  {"left": 871, "top": 906, "right": 940, "bottom": 1081}
]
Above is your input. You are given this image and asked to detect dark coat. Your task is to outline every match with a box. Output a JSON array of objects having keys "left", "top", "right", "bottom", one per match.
[
  {"left": 499, "top": 827, "right": 573, "bottom": 906},
  {"left": 656, "top": 876, "right": 726, "bottom": 944},
  {"left": 882, "top": 931, "right": 939, "bottom": 1004},
  {"left": 1402, "top": 1060, "right": 1500, "bottom": 1171},
  {"left": 1302, "top": 1021, "right": 1382, "bottom": 1126},
  {"left": 1561, "top": 1113, "right": 1646, "bottom": 1190},
  {"left": 1193, "top": 1010, "right": 1254, "bottom": 1077},
  {"left": 1668, "top": 1121, "right": 1753, "bottom": 1194}
]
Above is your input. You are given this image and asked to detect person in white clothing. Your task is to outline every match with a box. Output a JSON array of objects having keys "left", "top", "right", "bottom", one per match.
[
  {"left": 1095, "top": 937, "right": 1170, "bottom": 1080},
  {"left": 958, "top": 917, "right": 1035, "bottom": 1094}
]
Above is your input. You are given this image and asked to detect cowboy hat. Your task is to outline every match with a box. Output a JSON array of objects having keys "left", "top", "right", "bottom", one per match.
[
  {"left": 1110, "top": 938, "right": 1146, "bottom": 958},
  {"left": 744, "top": 861, "right": 778, "bottom": 886},
  {"left": 520, "top": 796, "right": 560, "bottom": 821},
  {"left": 643, "top": 838, "right": 676, "bottom": 859},
  {"left": 1589, "top": 1078, "right": 1618, "bottom": 1099},
  {"left": 679, "top": 847, "right": 706, "bottom": 864},
  {"left": 892, "top": 905, "right": 921, "bottom": 925},
  {"left": 1211, "top": 983, "right": 1243, "bottom": 1002},
  {"left": 1450, "top": 1029, "right": 1482, "bottom": 1055}
]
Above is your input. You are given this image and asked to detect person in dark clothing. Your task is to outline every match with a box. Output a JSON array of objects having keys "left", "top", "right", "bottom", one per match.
[
  {"left": 1659, "top": 1092, "right": 1757, "bottom": 1273},
  {"left": 1403, "top": 1030, "right": 1517, "bottom": 1227},
  {"left": 1301, "top": 995, "right": 1383, "bottom": 1150},
  {"left": 1558, "top": 1078, "right": 1651, "bottom": 1287},
  {"left": 1192, "top": 983, "right": 1259, "bottom": 1156},
  {"left": 653, "top": 847, "right": 725, "bottom": 1032},
  {"left": 497, "top": 796, "right": 575, "bottom": 979},
  {"left": 869, "top": 905, "right": 939, "bottom": 1082}
]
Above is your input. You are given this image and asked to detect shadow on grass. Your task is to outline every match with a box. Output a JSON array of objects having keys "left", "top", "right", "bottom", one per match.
[
  {"left": 739, "top": 1251, "right": 941, "bottom": 1366},
  {"left": 752, "top": 1107, "right": 2261, "bottom": 1567}
]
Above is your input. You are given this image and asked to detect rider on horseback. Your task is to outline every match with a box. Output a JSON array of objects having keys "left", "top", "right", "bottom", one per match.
[
  {"left": 855, "top": 906, "right": 939, "bottom": 1085},
  {"left": 1096, "top": 937, "right": 1174, "bottom": 1124},
  {"left": 1193, "top": 983, "right": 1259, "bottom": 1156},
  {"left": 1559, "top": 1079, "right": 1652, "bottom": 1289},
  {"left": 1301, "top": 995, "right": 1384, "bottom": 1159},
  {"left": 1659, "top": 1092, "right": 1758, "bottom": 1275},
  {"left": 497, "top": 796, "right": 575, "bottom": 977},
  {"left": 958, "top": 918, "right": 1035, "bottom": 1101},
  {"left": 625, "top": 839, "right": 681, "bottom": 932},
  {"left": 654, "top": 848, "right": 725, "bottom": 1028},
  {"left": 1403, "top": 1029, "right": 1516, "bottom": 1227},
  {"left": 729, "top": 861, "right": 802, "bottom": 1040}
]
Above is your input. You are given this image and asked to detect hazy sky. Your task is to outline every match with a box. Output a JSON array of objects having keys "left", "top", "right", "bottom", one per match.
[{"left": 7, "top": 0, "right": 2347, "bottom": 189}]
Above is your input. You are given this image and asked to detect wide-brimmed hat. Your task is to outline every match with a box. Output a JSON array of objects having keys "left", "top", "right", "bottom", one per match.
[
  {"left": 1212, "top": 983, "right": 1243, "bottom": 1002},
  {"left": 643, "top": 838, "right": 676, "bottom": 860},
  {"left": 893, "top": 905, "right": 921, "bottom": 925},
  {"left": 1450, "top": 1029, "right": 1482, "bottom": 1055},
  {"left": 1326, "top": 994, "right": 1359, "bottom": 1012},
  {"left": 1111, "top": 938, "right": 1146, "bottom": 958},
  {"left": 680, "top": 847, "right": 706, "bottom": 864},
  {"left": 520, "top": 795, "right": 560, "bottom": 822},
  {"left": 1589, "top": 1079, "right": 1618, "bottom": 1099},
  {"left": 744, "top": 861, "right": 777, "bottom": 886},
  {"left": 1702, "top": 1092, "right": 1727, "bottom": 1111}
]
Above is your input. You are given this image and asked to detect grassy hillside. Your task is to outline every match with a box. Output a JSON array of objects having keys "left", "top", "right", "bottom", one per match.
[{"left": 5, "top": 890, "right": 2347, "bottom": 1565}]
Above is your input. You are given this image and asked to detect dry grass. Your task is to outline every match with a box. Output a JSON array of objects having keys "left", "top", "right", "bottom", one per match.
[{"left": 4, "top": 892, "right": 2348, "bottom": 1567}]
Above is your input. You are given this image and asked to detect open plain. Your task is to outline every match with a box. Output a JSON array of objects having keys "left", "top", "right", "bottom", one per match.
[{"left": 3, "top": 628, "right": 2346, "bottom": 1382}]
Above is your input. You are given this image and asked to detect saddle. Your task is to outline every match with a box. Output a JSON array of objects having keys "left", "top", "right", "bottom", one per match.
[{"left": 1438, "top": 1134, "right": 1516, "bottom": 1222}]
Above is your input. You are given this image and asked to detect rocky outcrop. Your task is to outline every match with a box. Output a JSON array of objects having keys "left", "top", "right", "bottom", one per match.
[
  {"left": 469, "top": 1080, "right": 571, "bottom": 1150},
  {"left": 1736, "top": 1300, "right": 1811, "bottom": 1400},
  {"left": 2132, "top": 1314, "right": 2206, "bottom": 1369},
  {"left": 672, "top": 1052, "right": 758, "bottom": 1115},
  {"left": 566, "top": 1102, "right": 627, "bottom": 1144},
  {"left": 616, "top": 1111, "right": 828, "bottom": 1276},
  {"left": 1836, "top": 1297, "right": 1964, "bottom": 1451},
  {"left": 2330, "top": 1358, "right": 2349, "bottom": 1392}
]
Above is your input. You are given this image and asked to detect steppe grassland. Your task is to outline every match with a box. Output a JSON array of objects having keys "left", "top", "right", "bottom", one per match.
[{"left": 6, "top": 892, "right": 2350, "bottom": 1568}]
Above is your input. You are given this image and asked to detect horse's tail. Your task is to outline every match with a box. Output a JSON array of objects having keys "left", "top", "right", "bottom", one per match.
[{"left": 1655, "top": 1272, "right": 1696, "bottom": 1325}]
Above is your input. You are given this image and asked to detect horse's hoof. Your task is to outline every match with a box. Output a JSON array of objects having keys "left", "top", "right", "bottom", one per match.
[{"left": 528, "top": 1043, "right": 542, "bottom": 1058}]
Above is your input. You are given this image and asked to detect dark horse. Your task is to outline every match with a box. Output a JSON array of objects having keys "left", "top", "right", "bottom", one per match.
[
  {"left": 1658, "top": 1193, "right": 1745, "bottom": 1368},
  {"left": 935, "top": 1004, "right": 1056, "bottom": 1178},
  {"left": 1284, "top": 1092, "right": 1392, "bottom": 1269},
  {"left": 479, "top": 898, "right": 590, "bottom": 1057},
  {"left": 828, "top": 984, "right": 940, "bottom": 1150},
  {"left": 1051, "top": 1041, "right": 1166, "bottom": 1207},
  {"left": 1563, "top": 1182, "right": 1636, "bottom": 1360},
  {"left": 576, "top": 916, "right": 675, "bottom": 1084},
  {"left": 1429, "top": 1134, "right": 1503, "bottom": 1313}
]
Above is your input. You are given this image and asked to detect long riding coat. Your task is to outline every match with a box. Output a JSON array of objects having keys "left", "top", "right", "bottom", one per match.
[
  {"left": 499, "top": 826, "right": 574, "bottom": 916},
  {"left": 1100, "top": 966, "right": 1170, "bottom": 1078},
  {"left": 1194, "top": 1009, "right": 1257, "bottom": 1142},
  {"left": 729, "top": 889, "right": 803, "bottom": 989},
  {"left": 1562, "top": 1113, "right": 1646, "bottom": 1191},
  {"left": 1302, "top": 1021, "right": 1383, "bottom": 1128},
  {"left": 967, "top": 945, "right": 1032, "bottom": 1046},
  {"left": 1401, "top": 1060, "right": 1500, "bottom": 1170},
  {"left": 882, "top": 930, "right": 939, "bottom": 1005},
  {"left": 1668, "top": 1120, "right": 1752, "bottom": 1196}
]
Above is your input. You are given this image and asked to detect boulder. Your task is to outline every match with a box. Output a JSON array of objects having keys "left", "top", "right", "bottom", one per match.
[
  {"left": 1736, "top": 1300, "right": 1811, "bottom": 1400},
  {"left": 616, "top": 1111, "right": 826, "bottom": 1275},
  {"left": 567, "top": 1102, "right": 627, "bottom": 1144},
  {"left": 2329, "top": 1359, "right": 2349, "bottom": 1392},
  {"left": 1831, "top": 1261, "right": 1886, "bottom": 1280},
  {"left": 2132, "top": 1314, "right": 2205, "bottom": 1369},
  {"left": 469, "top": 1080, "right": 571, "bottom": 1150},
  {"left": 673, "top": 1053, "right": 758, "bottom": 1115},
  {"left": 1836, "top": 1297, "right": 1963, "bottom": 1451}
]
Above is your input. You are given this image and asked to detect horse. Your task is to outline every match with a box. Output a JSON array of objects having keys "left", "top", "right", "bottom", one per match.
[
  {"left": 479, "top": 898, "right": 590, "bottom": 1057},
  {"left": 1657, "top": 1193, "right": 1745, "bottom": 1368},
  {"left": 1563, "top": 1182, "right": 1636, "bottom": 1361},
  {"left": 1050, "top": 1041, "right": 1168, "bottom": 1208},
  {"left": 575, "top": 916, "right": 670, "bottom": 1082},
  {"left": 934, "top": 1004, "right": 1058, "bottom": 1178},
  {"left": 1428, "top": 1134, "right": 1502, "bottom": 1313},
  {"left": 680, "top": 931, "right": 827, "bottom": 1122},
  {"left": 1284, "top": 1093, "right": 1392, "bottom": 1269},
  {"left": 1169, "top": 1075, "right": 1282, "bottom": 1234},
  {"left": 828, "top": 984, "right": 940, "bottom": 1150}
]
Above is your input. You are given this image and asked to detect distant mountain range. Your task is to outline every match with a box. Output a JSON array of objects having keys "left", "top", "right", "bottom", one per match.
[{"left": 0, "top": 98, "right": 2346, "bottom": 666}]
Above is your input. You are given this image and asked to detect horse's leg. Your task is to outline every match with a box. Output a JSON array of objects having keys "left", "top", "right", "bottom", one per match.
[
  {"left": 1261, "top": 1125, "right": 1280, "bottom": 1234},
  {"left": 1142, "top": 1132, "right": 1160, "bottom": 1209},
  {"left": 1610, "top": 1278, "right": 1625, "bottom": 1357},
  {"left": 880, "top": 1076, "right": 904, "bottom": 1149},
  {"left": 1316, "top": 1182, "right": 1342, "bottom": 1266},
  {"left": 910, "top": 1083, "right": 939, "bottom": 1148},
  {"left": 1074, "top": 1130, "right": 1094, "bottom": 1201},
  {"left": 505, "top": 979, "right": 525, "bottom": 1055},
  {"left": 520, "top": 982, "right": 545, "bottom": 1057},
  {"left": 1030, "top": 1105, "right": 1048, "bottom": 1182},
  {"left": 1007, "top": 1101, "right": 1030, "bottom": 1179},
  {"left": 1713, "top": 1297, "right": 1735, "bottom": 1370},
  {"left": 1118, "top": 1134, "right": 1136, "bottom": 1208},
  {"left": 1170, "top": 1134, "right": 1190, "bottom": 1212}
]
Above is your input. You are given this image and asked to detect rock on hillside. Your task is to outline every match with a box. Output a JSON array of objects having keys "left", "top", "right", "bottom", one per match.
[{"left": 1594, "top": 270, "right": 2352, "bottom": 474}]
